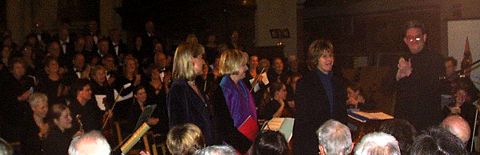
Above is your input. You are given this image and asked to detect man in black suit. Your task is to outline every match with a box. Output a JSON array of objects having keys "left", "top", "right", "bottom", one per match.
[
  {"left": 141, "top": 20, "right": 158, "bottom": 53},
  {"left": 292, "top": 39, "right": 348, "bottom": 155},
  {"left": 108, "top": 28, "right": 128, "bottom": 60},
  {"left": 56, "top": 26, "right": 75, "bottom": 67}
]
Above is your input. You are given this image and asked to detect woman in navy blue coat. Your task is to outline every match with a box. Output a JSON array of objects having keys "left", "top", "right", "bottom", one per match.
[{"left": 166, "top": 43, "right": 215, "bottom": 145}]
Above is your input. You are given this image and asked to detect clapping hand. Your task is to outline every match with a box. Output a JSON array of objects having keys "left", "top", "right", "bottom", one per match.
[{"left": 396, "top": 57, "right": 412, "bottom": 81}]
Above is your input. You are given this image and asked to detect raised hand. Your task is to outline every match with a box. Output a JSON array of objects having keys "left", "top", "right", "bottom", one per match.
[{"left": 396, "top": 57, "right": 412, "bottom": 81}]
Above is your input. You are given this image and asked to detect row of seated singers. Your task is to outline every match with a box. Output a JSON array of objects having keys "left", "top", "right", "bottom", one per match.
[{"left": 0, "top": 45, "right": 304, "bottom": 155}]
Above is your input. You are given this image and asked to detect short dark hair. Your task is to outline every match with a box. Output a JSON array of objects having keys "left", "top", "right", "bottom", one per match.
[
  {"left": 405, "top": 20, "right": 426, "bottom": 34},
  {"left": 379, "top": 119, "right": 417, "bottom": 155},
  {"left": 253, "top": 131, "right": 290, "bottom": 155},
  {"left": 8, "top": 57, "right": 26, "bottom": 71},
  {"left": 70, "top": 79, "right": 90, "bottom": 98},
  {"left": 410, "top": 127, "right": 467, "bottom": 155}
]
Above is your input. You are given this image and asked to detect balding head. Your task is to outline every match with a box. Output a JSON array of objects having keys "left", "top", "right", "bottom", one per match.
[
  {"left": 68, "top": 131, "right": 111, "bottom": 155},
  {"left": 440, "top": 115, "right": 471, "bottom": 143}
]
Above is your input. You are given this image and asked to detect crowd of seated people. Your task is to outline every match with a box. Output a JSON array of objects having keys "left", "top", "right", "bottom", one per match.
[
  {"left": 0, "top": 18, "right": 479, "bottom": 155},
  {"left": 0, "top": 19, "right": 303, "bottom": 154}
]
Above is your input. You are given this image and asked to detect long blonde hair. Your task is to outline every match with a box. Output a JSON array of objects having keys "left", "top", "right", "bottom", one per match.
[{"left": 172, "top": 43, "right": 205, "bottom": 81}]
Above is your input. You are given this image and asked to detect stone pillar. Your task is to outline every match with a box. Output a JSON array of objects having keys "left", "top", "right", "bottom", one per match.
[
  {"left": 6, "top": 0, "right": 24, "bottom": 44},
  {"left": 35, "top": 0, "right": 58, "bottom": 31},
  {"left": 296, "top": 0, "right": 306, "bottom": 65},
  {"left": 100, "top": 0, "right": 123, "bottom": 38}
]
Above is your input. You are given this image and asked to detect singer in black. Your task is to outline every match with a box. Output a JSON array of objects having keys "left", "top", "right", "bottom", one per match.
[{"left": 394, "top": 20, "right": 444, "bottom": 131}]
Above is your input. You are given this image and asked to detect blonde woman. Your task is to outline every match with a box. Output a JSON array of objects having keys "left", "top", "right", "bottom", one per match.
[
  {"left": 212, "top": 49, "right": 257, "bottom": 153},
  {"left": 167, "top": 43, "right": 215, "bottom": 145}
]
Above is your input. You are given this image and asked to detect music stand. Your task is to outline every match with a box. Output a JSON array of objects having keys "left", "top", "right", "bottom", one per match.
[
  {"left": 111, "top": 104, "right": 157, "bottom": 155},
  {"left": 134, "top": 104, "right": 157, "bottom": 130}
]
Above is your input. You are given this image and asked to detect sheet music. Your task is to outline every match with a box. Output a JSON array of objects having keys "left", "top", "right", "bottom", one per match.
[
  {"left": 114, "top": 90, "right": 133, "bottom": 102},
  {"left": 351, "top": 111, "right": 394, "bottom": 120},
  {"left": 263, "top": 117, "right": 295, "bottom": 142},
  {"left": 95, "top": 95, "right": 107, "bottom": 111}
]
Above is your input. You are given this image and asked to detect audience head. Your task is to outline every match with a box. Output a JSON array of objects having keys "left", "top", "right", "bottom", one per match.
[
  {"left": 70, "top": 79, "right": 92, "bottom": 101},
  {"left": 248, "top": 55, "right": 259, "bottom": 70},
  {"left": 8, "top": 57, "right": 26, "bottom": 78},
  {"left": 166, "top": 123, "right": 205, "bottom": 155},
  {"left": 272, "top": 57, "right": 285, "bottom": 73},
  {"left": 206, "top": 34, "right": 216, "bottom": 44},
  {"left": 440, "top": 115, "right": 471, "bottom": 144},
  {"left": 68, "top": 131, "right": 111, "bottom": 155},
  {"left": 308, "top": 39, "right": 334, "bottom": 73},
  {"left": 98, "top": 39, "right": 110, "bottom": 54},
  {"left": 445, "top": 57, "right": 458, "bottom": 77},
  {"left": 72, "top": 53, "right": 86, "bottom": 68},
  {"left": 123, "top": 56, "right": 139, "bottom": 75},
  {"left": 44, "top": 56, "right": 60, "bottom": 74},
  {"left": 186, "top": 34, "right": 199, "bottom": 45},
  {"left": 259, "top": 58, "right": 271, "bottom": 73},
  {"left": 378, "top": 119, "right": 416, "bottom": 155},
  {"left": 91, "top": 65, "right": 107, "bottom": 84},
  {"left": 47, "top": 104, "right": 72, "bottom": 132},
  {"left": 218, "top": 49, "right": 248, "bottom": 77},
  {"left": 194, "top": 145, "right": 236, "bottom": 155},
  {"left": 316, "top": 119, "right": 352, "bottom": 155},
  {"left": 269, "top": 82, "right": 287, "bottom": 101},
  {"left": 133, "top": 85, "right": 147, "bottom": 104},
  {"left": 154, "top": 42, "right": 164, "bottom": 53},
  {"left": 410, "top": 127, "right": 467, "bottom": 155},
  {"left": 47, "top": 41, "right": 61, "bottom": 58},
  {"left": 28, "top": 92, "right": 49, "bottom": 119},
  {"left": 145, "top": 20, "right": 155, "bottom": 33},
  {"left": 0, "top": 138, "right": 13, "bottom": 155},
  {"left": 287, "top": 54, "right": 298, "bottom": 72},
  {"left": 354, "top": 132, "right": 400, "bottom": 155},
  {"left": 101, "top": 54, "right": 116, "bottom": 71},
  {"left": 172, "top": 43, "right": 205, "bottom": 81},
  {"left": 252, "top": 131, "right": 290, "bottom": 155},
  {"left": 154, "top": 51, "right": 168, "bottom": 68}
]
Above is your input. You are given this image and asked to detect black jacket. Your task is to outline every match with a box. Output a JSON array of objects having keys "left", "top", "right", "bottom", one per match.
[
  {"left": 394, "top": 49, "right": 444, "bottom": 131},
  {"left": 292, "top": 69, "right": 347, "bottom": 155},
  {"left": 166, "top": 79, "right": 215, "bottom": 145}
]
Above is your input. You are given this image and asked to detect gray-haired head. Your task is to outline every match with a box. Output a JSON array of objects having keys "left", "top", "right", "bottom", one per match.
[
  {"left": 354, "top": 132, "right": 400, "bottom": 155},
  {"left": 316, "top": 119, "right": 353, "bottom": 155},
  {"left": 0, "top": 138, "right": 13, "bottom": 155},
  {"left": 193, "top": 145, "right": 236, "bottom": 155},
  {"left": 68, "top": 130, "right": 111, "bottom": 155}
]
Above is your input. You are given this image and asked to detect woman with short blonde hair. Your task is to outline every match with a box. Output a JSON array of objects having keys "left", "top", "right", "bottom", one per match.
[
  {"left": 218, "top": 49, "right": 248, "bottom": 75},
  {"left": 212, "top": 49, "right": 257, "bottom": 153}
]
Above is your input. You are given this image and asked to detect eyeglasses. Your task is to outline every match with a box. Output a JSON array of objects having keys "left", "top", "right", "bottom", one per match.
[{"left": 406, "top": 36, "right": 422, "bottom": 42}]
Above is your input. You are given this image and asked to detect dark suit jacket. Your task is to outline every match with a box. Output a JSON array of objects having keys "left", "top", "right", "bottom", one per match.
[
  {"left": 394, "top": 49, "right": 444, "bottom": 131},
  {"left": 292, "top": 70, "right": 347, "bottom": 155},
  {"left": 109, "top": 40, "right": 128, "bottom": 58}
]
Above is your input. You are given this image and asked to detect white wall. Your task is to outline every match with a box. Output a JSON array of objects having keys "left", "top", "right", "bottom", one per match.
[{"left": 255, "top": 0, "right": 298, "bottom": 57}]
